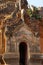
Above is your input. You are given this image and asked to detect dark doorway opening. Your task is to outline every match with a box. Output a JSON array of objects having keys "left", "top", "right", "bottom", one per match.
[{"left": 19, "top": 42, "right": 27, "bottom": 65}]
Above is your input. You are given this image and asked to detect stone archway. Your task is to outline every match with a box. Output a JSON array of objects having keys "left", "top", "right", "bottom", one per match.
[{"left": 19, "top": 42, "right": 27, "bottom": 65}]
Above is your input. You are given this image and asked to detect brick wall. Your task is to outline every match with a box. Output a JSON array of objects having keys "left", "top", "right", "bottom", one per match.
[{"left": 40, "top": 26, "right": 43, "bottom": 53}]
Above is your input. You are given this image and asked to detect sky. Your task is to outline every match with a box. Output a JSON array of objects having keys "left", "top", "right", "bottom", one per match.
[{"left": 27, "top": 0, "right": 43, "bottom": 7}]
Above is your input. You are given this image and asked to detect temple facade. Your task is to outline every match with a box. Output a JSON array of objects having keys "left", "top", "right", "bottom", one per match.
[{"left": 0, "top": 0, "right": 43, "bottom": 64}]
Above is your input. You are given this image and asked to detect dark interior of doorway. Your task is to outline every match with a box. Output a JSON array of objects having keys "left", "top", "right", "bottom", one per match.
[{"left": 19, "top": 42, "right": 27, "bottom": 65}]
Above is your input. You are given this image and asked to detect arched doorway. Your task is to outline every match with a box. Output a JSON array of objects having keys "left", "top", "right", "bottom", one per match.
[{"left": 19, "top": 42, "right": 27, "bottom": 65}]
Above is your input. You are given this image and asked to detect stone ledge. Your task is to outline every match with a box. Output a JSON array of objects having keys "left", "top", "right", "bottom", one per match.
[
  {"left": 30, "top": 53, "right": 43, "bottom": 62},
  {"left": 3, "top": 53, "right": 19, "bottom": 59}
]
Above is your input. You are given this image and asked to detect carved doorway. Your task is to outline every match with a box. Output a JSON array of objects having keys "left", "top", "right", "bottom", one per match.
[{"left": 19, "top": 42, "right": 27, "bottom": 65}]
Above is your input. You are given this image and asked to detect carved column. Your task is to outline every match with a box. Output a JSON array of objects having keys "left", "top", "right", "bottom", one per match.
[{"left": 2, "top": 27, "right": 5, "bottom": 53}]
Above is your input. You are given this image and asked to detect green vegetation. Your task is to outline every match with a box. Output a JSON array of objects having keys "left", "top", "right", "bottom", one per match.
[
  {"left": 27, "top": 6, "right": 42, "bottom": 20},
  {"left": 27, "top": 8, "right": 32, "bottom": 17}
]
